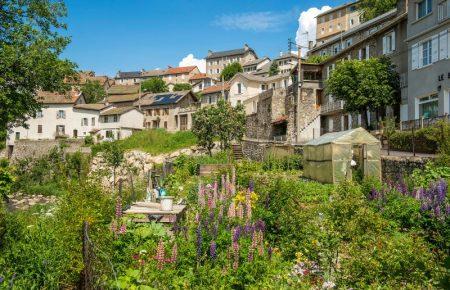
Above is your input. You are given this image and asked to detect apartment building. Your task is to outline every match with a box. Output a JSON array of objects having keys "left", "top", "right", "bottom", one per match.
[
  {"left": 138, "top": 91, "right": 198, "bottom": 132},
  {"left": 272, "top": 52, "right": 298, "bottom": 74},
  {"left": 406, "top": 0, "right": 450, "bottom": 122},
  {"left": 316, "top": 1, "right": 361, "bottom": 45},
  {"left": 189, "top": 73, "right": 219, "bottom": 93},
  {"left": 206, "top": 44, "right": 258, "bottom": 78}
]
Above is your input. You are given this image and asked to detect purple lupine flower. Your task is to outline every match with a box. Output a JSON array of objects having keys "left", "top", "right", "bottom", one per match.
[
  {"left": 368, "top": 188, "right": 378, "bottom": 200},
  {"left": 210, "top": 240, "right": 217, "bottom": 260},
  {"left": 232, "top": 226, "right": 242, "bottom": 243},
  {"left": 436, "top": 179, "right": 447, "bottom": 203},
  {"left": 267, "top": 246, "right": 273, "bottom": 260},
  {"left": 213, "top": 222, "right": 219, "bottom": 239},
  {"left": 209, "top": 211, "right": 215, "bottom": 224},
  {"left": 244, "top": 222, "right": 253, "bottom": 237},
  {"left": 196, "top": 224, "right": 202, "bottom": 259},
  {"left": 0, "top": 276, "right": 4, "bottom": 283},
  {"left": 255, "top": 220, "right": 266, "bottom": 232},
  {"left": 396, "top": 178, "right": 409, "bottom": 196},
  {"left": 434, "top": 205, "right": 442, "bottom": 218},
  {"left": 249, "top": 180, "right": 255, "bottom": 192}
]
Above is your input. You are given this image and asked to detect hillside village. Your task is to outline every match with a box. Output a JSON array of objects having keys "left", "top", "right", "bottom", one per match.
[{"left": 4, "top": 0, "right": 450, "bottom": 159}]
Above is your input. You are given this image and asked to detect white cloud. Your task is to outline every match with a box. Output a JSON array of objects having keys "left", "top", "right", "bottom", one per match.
[
  {"left": 214, "top": 11, "right": 291, "bottom": 32},
  {"left": 295, "top": 6, "right": 331, "bottom": 56},
  {"left": 178, "top": 54, "right": 206, "bottom": 73}
]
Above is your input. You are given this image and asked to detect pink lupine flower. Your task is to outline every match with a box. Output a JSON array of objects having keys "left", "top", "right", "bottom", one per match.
[
  {"left": 228, "top": 202, "right": 236, "bottom": 218},
  {"left": 213, "top": 181, "right": 218, "bottom": 202},
  {"left": 169, "top": 243, "right": 178, "bottom": 263},
  {"left": 119, "top": 224, "right": 127, "bottom": 234},
  {"left": 236, "top": 203, "right": 244, "bottom": 219},
  {"left": 155, "top": 239, "right": 165, "bottom": 270},
  {"left": 115, "top": 196, "right": 122, "bottom": 219},
  {"left": 110, "top": 221, "right": 117, "bottom": 233}
]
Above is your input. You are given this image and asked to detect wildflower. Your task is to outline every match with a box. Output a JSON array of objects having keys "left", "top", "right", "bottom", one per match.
[
  {"left": 210, "top": 240, "right": 217, "bottom": 260},
  {"left": 195, "top": 212, "right": 200, "bottom": 223},
  {"left": 198, "top": 184, "right": 205, "bottom": 208},
  {"left": 115, "top": 195, "right": 122, "bottom": 219},
  {"left": 155, "top": 239, "right": 165, "bottom": 270},
  {"left": 218, "top": 204, "right": 224, "bottom": 222},
  {"left": 267, "top": 246, "right": 273, "bottom": 260},
  {"left": 0, "top": 276, "right": 3, "bottom": 283},
  {"left": 236, "top": 203, "right": 244, "bottom": 219},
  {"left": 228, "top": 201, "right": 236, "bottom": 218},
  {"left": 196, "top": 224, "right": 203, "bottom": 259},
  {"left": 213, "top": 181, "right": 218, "bottom": 203},
  {"left": 119, "top": 224, "right": 127, "bottom": 234},
  {"left": 169, "top": 243, "right": 178, "bottom": 263}
]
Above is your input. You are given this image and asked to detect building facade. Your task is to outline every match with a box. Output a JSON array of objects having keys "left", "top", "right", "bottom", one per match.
[
  {"left": 316, "top": 1, "right": 361, "bottom": 45},
  {"left": 406, "top": 0, "right": 450, "bottom": 122},
  {"left": 138, "top": 91, "right": 198, "bottom": 132},
  {"left": 200, "top": 83, "right": 230, "bottom": 108},
  {"left": 206, "top": 44, "right": 258, "bottom": 78},
  {"left": 162, "top": 66, "right": 200, "bottom": 89}
]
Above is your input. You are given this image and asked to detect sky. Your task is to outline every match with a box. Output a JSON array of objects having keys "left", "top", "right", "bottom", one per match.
[{"left": 62, "top": 0, "right": 348, "bottom": 77}]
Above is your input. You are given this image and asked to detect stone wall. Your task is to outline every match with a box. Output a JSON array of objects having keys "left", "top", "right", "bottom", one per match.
[
  {"left": 242, "top": 138, "right": 300, "bottom": 161},
  {"left": 8, "top": 139, "right": 89, "bottom": 161},
  {"left": 381, "top": 155, "right": 432, "bottom": 181}
]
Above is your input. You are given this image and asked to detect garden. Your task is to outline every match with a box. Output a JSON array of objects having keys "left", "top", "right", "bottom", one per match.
[{"left": 0, "top": 137, "right": 449, "bottom": 289}]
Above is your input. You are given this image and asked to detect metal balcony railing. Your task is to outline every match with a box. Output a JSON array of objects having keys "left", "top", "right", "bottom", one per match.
[{"left": 401, "top": 115, "right": 449, "bottom": 130}]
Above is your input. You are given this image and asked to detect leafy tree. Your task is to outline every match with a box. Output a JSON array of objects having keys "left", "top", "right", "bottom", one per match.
[
  {"left": 192, "top": 106, "right": 217, "bottom": 156},
  {"left": 220, "top": 62, "right": 243, "bottom": 81},
  {"left": 141, "top": 78, "right": 168, "bottom": 93},
  {"left": 192, "top": 99, "right": 245, "bottom": 155},
  {"left": 306, "top": 54, "right": 329, "bottom": 64},
  {"left": 358, "top": 0, "right": 397, "bottom": 21},
  {"left": 0, "top": 0, "right": 76, "bottom": 132},
  {"left": 82, "top": 80, "right": 107, "bottom": 103},
  {"left": 326, "top": 57, "right": 400, "bottom": 128},
  {"left": 103, "top": 142, "right": 124, "bottom": 189},
  {"left": 173, "top": 83, "right": 192, "bottom": 91},
  {"left": 268, "top": 62, "right": 279, "bottom": 76}
]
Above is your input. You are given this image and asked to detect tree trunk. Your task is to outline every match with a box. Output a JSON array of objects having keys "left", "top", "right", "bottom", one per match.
[{"left": 360, "top": 109, "right": 368, "bottom": 129}]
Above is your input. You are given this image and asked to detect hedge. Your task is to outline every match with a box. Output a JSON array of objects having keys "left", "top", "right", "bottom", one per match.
[{"left": 388, "top": 125, "right": 450, "bottom": 154}]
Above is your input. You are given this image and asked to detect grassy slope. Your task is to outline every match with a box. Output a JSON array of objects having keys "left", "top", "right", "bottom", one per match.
[{"left": 118, "top": 129, "right": 197, "bottom": 155}]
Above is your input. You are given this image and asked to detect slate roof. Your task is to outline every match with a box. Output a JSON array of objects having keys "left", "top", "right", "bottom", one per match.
[
  {"left": 163, "top": 66, "right": 197, "bottom": 75},
  {"left": 74, "top": 103, "right": 107, "bottom": 111},
  {"left": 243, "top": 57, "right": 270, "bottom": 67},
  {"left": 206, "top": 45, "right": 256, "bottom": 59},
  {"left": 274, "top": 52, "right": 300, "bottom": 61},
  {"left": 100, "top": 106, "right": 137, "bottom": 116},
  {"left": 136, "top": 91, "right": 195, "bottom": 107},
  {"left": 141, "top": 69, "right": 165, "bottom": 77},
  {"left": 116, "top": 71, "right": 142, "bottom": 79},
  {"left": 201, "top": 83, "right": 231, "bottom": 95},
  {"left": 36, "top": 90, "right": 82, "bottom": 104}
]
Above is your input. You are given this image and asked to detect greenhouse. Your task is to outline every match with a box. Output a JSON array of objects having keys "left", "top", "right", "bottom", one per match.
[{"left": 303, "top": 128, "right": 381, "bottom": 184}]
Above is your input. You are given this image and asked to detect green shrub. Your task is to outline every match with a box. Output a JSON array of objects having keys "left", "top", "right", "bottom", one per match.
[
  {"left": 262, "top": 154, "right": 303, "bottom": 171},
  {"left": 389, "top": 127, "right": 439, "bottom": 153},
  {"left": 84, "top": 135, "right": 94, "bottom": 145}
]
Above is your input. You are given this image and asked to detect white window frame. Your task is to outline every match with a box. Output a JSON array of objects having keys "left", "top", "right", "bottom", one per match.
[
  {"left": 416, "top": 0, "right": 433, "bottom": 20},
  {"left": 382, "top": 31, "right": 396, "bottom": 55}
]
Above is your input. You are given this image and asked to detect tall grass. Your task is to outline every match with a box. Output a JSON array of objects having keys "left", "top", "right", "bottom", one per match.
[{"left": 118, "top": 129, "right": 197, "bottom": 155}]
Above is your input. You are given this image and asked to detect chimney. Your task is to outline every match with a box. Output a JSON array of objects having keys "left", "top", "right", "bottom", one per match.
[{"left": 244, "top": 43, "right": 249, "bottom": 50}]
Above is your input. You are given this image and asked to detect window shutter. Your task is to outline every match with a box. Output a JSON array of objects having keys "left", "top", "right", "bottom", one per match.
[
  {"left": 418, "top": 43, "right": 424, "bottom": 68},
  {"left": 432, "top": 35, "right": 439, "bottom": 63},
  {"left": 358, "top": 49, "right": 362, "bottom": 60},
  {"left": 392, "top": 31, "right": 396, "bottom": 51},
  {"left": 412, "top": 43, "right": 419, "bottom": 70},
  {"left": 382, "top": 36, "right": 387, "bottom": 54},
  {"left": 439, "top": 30, "right": 448, "bottom": 60}
]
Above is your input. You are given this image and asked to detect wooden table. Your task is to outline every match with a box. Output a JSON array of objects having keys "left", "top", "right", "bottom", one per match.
[{"left": 124, "top": 201, "right": 187, "bottom": 224}]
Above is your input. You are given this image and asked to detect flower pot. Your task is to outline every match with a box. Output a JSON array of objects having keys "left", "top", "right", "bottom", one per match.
[{"left": 160, "top": 196, "right": 174, "bottom": 211}]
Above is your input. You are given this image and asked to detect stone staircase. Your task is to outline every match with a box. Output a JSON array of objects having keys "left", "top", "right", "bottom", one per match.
[{"left": 232, "top": 144, "right": 244, "bottom": 161}]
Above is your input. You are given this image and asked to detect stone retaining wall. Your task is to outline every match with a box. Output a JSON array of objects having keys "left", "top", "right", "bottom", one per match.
[
  {"left": 381, "top": 155, "right": 432, "bottom": 181},
  {"left": 8, "top": 139, "right": 89, "bottom": 161}
]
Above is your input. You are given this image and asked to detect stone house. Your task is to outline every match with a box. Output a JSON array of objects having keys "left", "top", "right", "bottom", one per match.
[
  {"left": 137, "top": 91, "right": 198, "bottom": 132},
  {"left": 200, "top": 83, "right": 230, "bottom": 108},
  {"left": 161, "top": 66, "right": 200, "bottom": 91},
  {"left": 228, "top": 73, "right": 292, "bottom": 107},
  {"left": 316, "top": 0, "right": 362, "bottom": 45},
  {"left": 189, "top": 73, "right": 219, "bottom": 93},
  {"left": 309, "top": 3, "right": 408, "bottom": 133},
  {"left": 106, "top": 84, "right": 142, "bottom": 107},
  {"left": 242, "top": 57, "right": 271, "bottom": 74},
  {"left": 406, "top": 0, "right": 450, "bottom": 123},
  {"left": 206, "top": 44, "right": 258, "bottom": 78}
]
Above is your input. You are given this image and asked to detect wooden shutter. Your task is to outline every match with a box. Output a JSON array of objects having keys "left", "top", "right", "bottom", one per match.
[
  {"left": 439, "top": 30, "right": 448, "bottom": 60},
  {"left": 411, "top": 43, "right": 419, "bottom": 69},
  {"left": 432, "top": 35, "right": 439, "bottom": 63}
]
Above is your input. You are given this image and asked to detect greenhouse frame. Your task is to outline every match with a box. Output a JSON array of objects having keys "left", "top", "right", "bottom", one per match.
[{"left": 303, "top": 128, "right": 381, "bottom": 184}]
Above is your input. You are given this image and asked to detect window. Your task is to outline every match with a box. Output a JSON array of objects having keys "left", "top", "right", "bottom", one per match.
[
  {"left": 36, "top": 110, "right": 43, "bottom": 118},
  {"left": 349, "top": 5, "right": 356, "bottom": 12},
  {"left": 56, "top": 125, "right": 65, "bottom": 135},
  {"left": 81, "top": 118, "right": 88, "bottom": 126},
  {"left": 350, "top": 19, "right": 354, "bottom": 26},
  {"left": 15, "top": 132, "right": 20, "bottom": 140},
  {"left": 216, "top": 69, "right": 220, "bottom": 74},
  {"left": 91, "top": 117, "right": 95, "bottom": 126},
  {"left": 164, "top": 121, "right": 167, "bottom": 129},
  {"left": 199, "top": 83, "right": 203, "bottom": 90},
  {"left": 155, "top": 109, "right": 160, "bottom": 116},
  {"left": 271, "top": 83, "right": 276, "bottom": 89},
  {"left": 438, "top": 2, "right": 445, "bottom": 21},
  {"left": 337, "top": 23, "right": 342, "bottom": 30},
  {"left": 419, "top": 94, "right": 439, "bottom": 118},
  {"left": 383, "top": 31, "right": 396, "bottom": 54},
  {"left": 417, "top": 0, "right": 432, "bottom": 19},
  {"left": 346, "top": 38, "right": 353, "bottom": 48},
  {"left": 56, "top": 110, "right": 65, "bottom": 119},
  {"left": 422, "top": 39, "right": 432, "bottom": 66},
  {"left": 261, "top": 84, "right": 267, "bottom": 91},
  {"left": 164, "top": 108, "right": 169, "bottom": 115},
  {"left": 106, "top": 130, "right": 114, "bottom": 138},
  {"left": 37, "top": 125, "right": 42, "bottom": 133},
  {"left": 321, "top": 27, "right": 325, "bottom": 35},
  {"left": 237, "top": 83, "right": 242, "bottom": 94},
  {"left": 113, "top": 115, "right": 118, "bottom": 122},
  {"left": 175, "top": 115, "right": 178, "bottom": 127}
]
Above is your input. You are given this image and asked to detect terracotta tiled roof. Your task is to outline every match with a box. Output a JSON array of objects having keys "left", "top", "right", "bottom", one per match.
[
  {"left": 36, "top": 90, "right": 82, "bottom": 104},
  {"left": 201, "top": 83, "right": 231, "bottom": 95},
  {"left": 100, "top": 106, "right": 138, "bottom": 116},
  {"left": 189, "top": 73, "right": 208, "bottom": 81},
  {"left": 74, "top": 103, "right": 107, "bottom": 111},
  {"left": 164, "top": 66, "right": 197, "bottom": 75},
  {"left": 107, "top": 84, "right": 140, "bottom": 95}
]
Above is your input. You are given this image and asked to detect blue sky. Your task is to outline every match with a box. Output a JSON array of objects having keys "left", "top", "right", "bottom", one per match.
[{"left": 62, "top": 0, "right": 347, "bottom": 76}]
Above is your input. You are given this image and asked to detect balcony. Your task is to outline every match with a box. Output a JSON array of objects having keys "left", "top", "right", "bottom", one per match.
[{"left": 321, "top": 100, "right": 344, "bottom": 115}]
